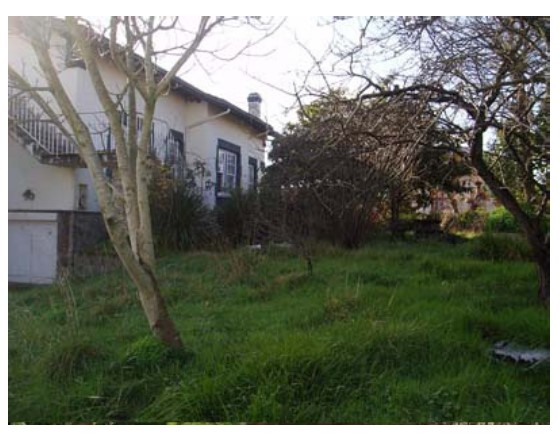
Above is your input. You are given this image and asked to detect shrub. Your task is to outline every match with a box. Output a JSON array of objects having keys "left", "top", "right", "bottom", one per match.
[
  {"left": 485, "top": 206, "right": 520, "bottom": 233},
  {"left": 150, "top": 163, "right": 218, "bottom": 252},
  {"left": 323, "top": 293, "right": 360, "bottom": 322},
  {"left": 443, "top": 208, "right": 488, "bottom": 233},
  {"left": 215, "top": 189, "right": 261, "bottom": 247},
  {"left": 120, "top": 336, "right": 192, "bottom": 374},
  {"left": 468, "top": 233, "right": 532, "bottom": 262},
  {"left": 44, "top": 339, "right": 104, "bottom": 382}
]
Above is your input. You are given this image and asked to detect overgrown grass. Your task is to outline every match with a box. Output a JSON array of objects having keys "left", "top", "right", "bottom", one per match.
[{"left": 9, "top": 239, "right": 549, "bottom": 424}]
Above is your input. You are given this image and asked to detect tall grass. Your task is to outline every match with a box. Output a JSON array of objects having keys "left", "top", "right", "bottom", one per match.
[{"left": 9, "top": 239, "right": 549, "bottom": 424}]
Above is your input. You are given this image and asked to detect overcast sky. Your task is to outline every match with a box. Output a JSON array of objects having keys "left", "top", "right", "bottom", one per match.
[
  {"left": 152, "top": 17, "right": 364, "bottom": 132},
  {"left": 83, "top": 14, "right": 549, "bottom": 134},
  {"left": 164, "top": 17, "right": 407, "bottom": 132},
  {"left": 81, "top": 17, "right": 335, "bottom": 132}
]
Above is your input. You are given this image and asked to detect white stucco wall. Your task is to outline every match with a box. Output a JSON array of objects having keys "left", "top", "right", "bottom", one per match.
[
  {"left": 9, "top": 135, "right": 76, "bottom": 211},
  {"left": 74, "top": 168, "right": 100, "bottom": 211},
  {"left": 69, "top": 56, "right": 267, "bottom": 208},
  {"left": 192, "top": 111, "right": 266, "bottom": 207},
  {"left": 9, "top": 26, "right": 268, "bottom": 211},
  {"left": 9, "top": 28, "right": 82, "bottom": 114}
]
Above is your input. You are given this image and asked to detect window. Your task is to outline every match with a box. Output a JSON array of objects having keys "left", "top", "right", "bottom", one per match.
[
  {"left": 164, "top": 129, "right": 185, "bottom": 175},
  {"left": 217, "top": 149, "right": 238, "bottom": 193},
  {"left": 168, "top": 129, "right": 185, "bottom": 161},
  {"left": 115, "top": 111, "right": 155, "bottom": 150},
  {"left": 216, "top": 140, "right": 241, "bottom": 197},
  {"left": 248, "top": 157, "right": 258, "bottom": 190}
]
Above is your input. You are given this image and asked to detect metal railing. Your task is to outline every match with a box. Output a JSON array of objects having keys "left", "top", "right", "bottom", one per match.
[
  {"left": 8, "top": 86, "right": 78, "bottom": 156},
  {"left": 8, "top": 82, "right": 187, "bottom": 172}
]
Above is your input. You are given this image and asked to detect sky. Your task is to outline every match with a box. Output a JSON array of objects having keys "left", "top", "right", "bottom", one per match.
[
  {"left": 179, "top": 16, "right": 344, "bottom": 131},
  {"left": 86, "top": 16, "right": 368, "bottom": 133},
  {"left": 58, "top": 14, "right": 553, "bottom": 136},
  {"left": 158, "top": 17, "right": 402, "bottom": 133}
]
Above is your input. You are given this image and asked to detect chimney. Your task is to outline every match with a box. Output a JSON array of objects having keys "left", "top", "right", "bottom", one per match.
[{"left": 247, "top": 92, "right": 262, "bottom": 118}]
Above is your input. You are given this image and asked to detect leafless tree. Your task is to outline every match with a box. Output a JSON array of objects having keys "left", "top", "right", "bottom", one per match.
[
  {"left": 9, "top": 16, "right": 280, "bottom": 348},
  {"left": 265, "top": 90, "right": 435, "bottom": 248},
  {"left": 298, "top": 17, "right": 550, "bottom": 302}
]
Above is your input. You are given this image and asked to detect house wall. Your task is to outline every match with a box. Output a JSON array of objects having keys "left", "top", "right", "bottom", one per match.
[
  {"left": 74, "top": 168, "right": 100, "bottom": 211},
  {"left": 72, "top": 58, "right": 209, "bottom": 140},
  {"left": 9, "top": 135, "right": 76, "bottom": 211},
  {"left": 65, "top": 55, "right": 266, "bottom": 208},
  {"left": 9, "top": 27, "right": 267, "bottom": 212},
  {"left": 9, "top": 28, "right": 81, "bottom": 114},
  {"left": 194, "top": 110, "right": 266, "bottom": 207}
]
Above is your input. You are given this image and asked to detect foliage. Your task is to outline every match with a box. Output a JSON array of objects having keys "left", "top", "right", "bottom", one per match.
[
  {"left": 485, "top": 206, "right": 520, "bottom": 234},
  {"left": 149, "top": 162, "right": 218, "bottom": 252},
  {"left": 469, "top": 233, "right": 532, "bottom": 262},
  {"left": 43, "top": 339, "right": 105, "bottom": 383},
  {"left": 120, "top": 336, "right": 192, "bottom": 373},
  {"left": 393, "top": 144, "right": 472, "bottom": 221},
  {"left": 443, "top": 209, "right": 489, "bottom": 233},
  {"left": 9, "top": 241, "right": 548, "bottom": 424},
  {"left": 266, "top": 91, "right": 435, "bottom": 248},
  {"left": 214, "top": 188, "right": 261, "bottom": 247}
]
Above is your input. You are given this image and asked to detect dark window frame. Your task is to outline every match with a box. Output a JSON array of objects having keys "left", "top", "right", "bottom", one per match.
[
  {"left": 216, "top": 139, "right": 241, "bottom": 198},
  {"left": 248, "top": 156, "right": 258, "bottom": 190},
  {"left": 168, "top": 129, "right": 185, "bottom": 157}
]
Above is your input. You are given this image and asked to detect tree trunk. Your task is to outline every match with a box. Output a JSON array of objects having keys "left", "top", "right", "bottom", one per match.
[
  {"left": 110, "top": 223, "right": 184, "bottom": 348},
  {"left": 470, "top": 128, "right": 550, "bottom": 303},
  {"left": 390, "top": 188, "right": 401, "bottom": 225},
  {"left": 136, "top": 270, "right": 183, "bottom": 348},
  {"left": 535, "top": 252, "right": 550, "bottom": 303}
]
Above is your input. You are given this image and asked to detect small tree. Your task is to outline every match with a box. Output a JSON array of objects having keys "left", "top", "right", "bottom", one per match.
[{"left": 10, "top": 16, "right": 278, "bottom": 347}]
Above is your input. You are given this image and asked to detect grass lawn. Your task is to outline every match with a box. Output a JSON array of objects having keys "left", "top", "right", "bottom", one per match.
[{"left": 8, "top": 239, "right": 549, "bottom": 424}]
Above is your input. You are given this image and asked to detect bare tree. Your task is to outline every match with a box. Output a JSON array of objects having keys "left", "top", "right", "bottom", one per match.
[
  {"left": 9, "top": 16, "right": 279, "bottom": 347},
  {"left": 299, "top": 17, "right": 549, "bottom": 301},
  {"left": 264, "top": 90, "right": 434, "bottom": 248}
]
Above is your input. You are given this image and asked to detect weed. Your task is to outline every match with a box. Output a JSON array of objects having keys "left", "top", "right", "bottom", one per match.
[
  {"left": 56, "top": 271, "right": 79, "bottom": 334},
  {"left": 43, "top": 339, "right": 105, "bottom": 383},
  {"left": 469, "top": 233, "right": 532, "bottom": 261},
  {"left": 323, "top": 280, "right": 361, "bottom": 322},
  {"left": 8, "top": 239, "right": 549, "bottom": 424},
  {"left": 120, "top": 336, "right": 192, "bottom": 375}
]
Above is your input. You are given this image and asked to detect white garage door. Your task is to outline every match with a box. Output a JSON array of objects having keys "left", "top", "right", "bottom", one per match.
[{"left": 9, "top": 214, "right": 58, "bottom": 284}]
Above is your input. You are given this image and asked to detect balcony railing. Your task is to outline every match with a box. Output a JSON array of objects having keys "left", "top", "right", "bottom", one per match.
[
  {"left": 9, "top": 82, "right": 186, "bottom": 173},
  {"left": 8, "top": 86, "right": 78, "bottom": 157}
]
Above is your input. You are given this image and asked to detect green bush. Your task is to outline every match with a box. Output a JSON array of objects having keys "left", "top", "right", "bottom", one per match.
[
  {"left": 215, "top": 189, "right": 261, "bottom": 247},
  {"left": 44, "top": 339, "right": 105, "bottom": 382},
  {"left": 485, "top": 206, "right": 520, "bottom": 233},
  {"left": 150, "top": 164, "right": 218, "bottom": 252},
  {"left": 120, "top": 336, "right": 192, "bottom": 374},
  {"left": 443, "top": 209, "right": 488, "bottom": 232},
  {"left": 468, "top": 233, "right": 532, "bottom": 261}
]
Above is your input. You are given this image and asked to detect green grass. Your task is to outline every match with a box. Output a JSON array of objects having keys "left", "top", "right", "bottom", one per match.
[{"left": 9, "top": 239, "right": 549, "bottom": 424}]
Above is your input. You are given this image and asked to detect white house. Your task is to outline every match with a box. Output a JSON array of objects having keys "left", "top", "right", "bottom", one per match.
[{"left": 8, "top": 17, "right": 273, "bottom": 284}]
